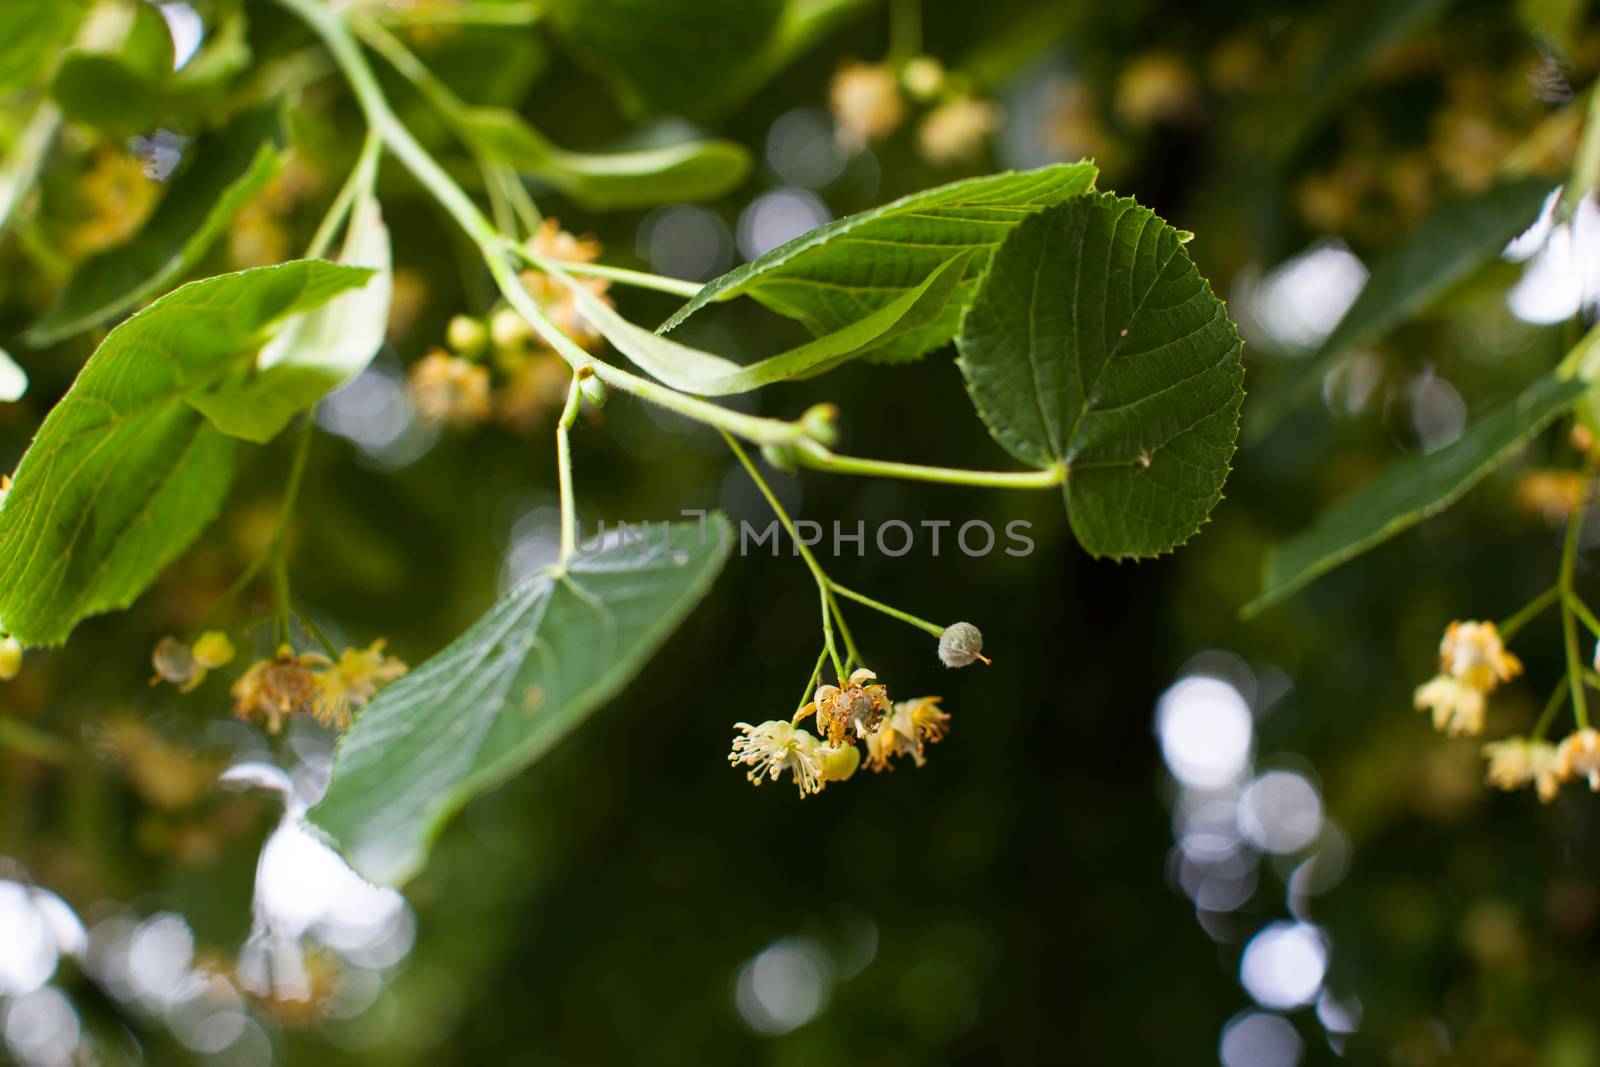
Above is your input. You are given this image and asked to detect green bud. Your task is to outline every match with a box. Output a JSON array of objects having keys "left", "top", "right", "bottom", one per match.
[
  {"left": 579, "top": 371, "right": 608, "bottom": 408},
  {"left": 819, "top": 742, "right": 861, "bottom": 782},
  {"left": 445, "top": 314, "right": 488, "bottom": 355},
  {"left": 761, "top": 442, "right": 799, "bottom": 474},
  {"left": 938, "top": 621, "right": 987, "bottom": 667},
  {"left": 0, "top": 636, "right": 20, "bottom": 681},
  {"left": 800, "top": 403, "right": 840, "bottom": 447}
]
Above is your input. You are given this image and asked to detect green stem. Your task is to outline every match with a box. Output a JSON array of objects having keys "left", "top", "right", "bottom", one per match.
[
  {"left": 296, "top": 609, "right": 340, "bottom": 659},
  {"left": 795, "top": 440, "right": 1066, "bottom": 489},
  {"left": 1560, "top": 465, "right": 1591, "bottom": 729},
  {"left": 820, "top": 587, "right": 845, "bottom": 679},
  {"left": 888, "top": 0, "right": 921, "bottom": 61},
  {"left": 793, "top": 645, "right": 830, "bottom": 718},
  {"left": 828, "top": 581, "right": 945, "bottom": 637},
  {"left": 1532, "top": 683, "right": 1569, "bottom": 742},
  {"left": 189, "top": 421, "right": 316, "bottom": 641},
  {"left": 1569, "top": 591, "right": 1600, "bottom": 640},
  {"left": 510, "top": 245, "right": 702, "bottom": 298},
  {"left": 1498, "top": 585, "right": 1561, "bottom": 640},
  {"left": 825, "top": 587, "right": 863, "bottom": 671},
  {"left": 367, "top": 0, "right": 544, "bottom": 26},
  {"left": 0, "top": 715, "right": 72, "bottom": 765},
  {"left": 283, "top": 0, "right": 807, "bottom": 447},
  {"left": 556, "top": 374, "right": 583, "bottom": 564},
  {"left": 306, "top": 125, "right": 382, "bottom": 259}
]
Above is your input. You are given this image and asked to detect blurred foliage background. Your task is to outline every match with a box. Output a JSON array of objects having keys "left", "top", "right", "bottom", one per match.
[{"left": 3, "top": 0, "right": 1600, "bottom": 1063}]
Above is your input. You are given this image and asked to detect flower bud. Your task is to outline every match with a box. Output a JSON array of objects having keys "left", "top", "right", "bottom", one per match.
[
  {"left": 446, "top": 314, "right": 488, "bottom": 354},
  {"left": 801, "top": 403, "right": 840, "bottom": 447},
  {"left": 578, "top": 369, "right": 608, "bottom": 408},
  {"left": 819, "top": 742, "right": 861, "bottom": 782},
  {"left": 193, "top": 630, "right": 236, "bottom": 670},
  {"left": 761, "top": 442, "right": 799, "bottom": 474},
  {"left": 938, "top": 621, "right": 988, "bottom": 667},
  {"left": 901, "top": 56, "right": 946, "bottom": 102},
  {"left": 151, "top": 636, "right": 199, "bottom": 687},
  {"left": 489, "top": 307, "right": 532, "bottom": 351},
  {"left": 0, "top": 636, "right": 21, "bottom": 681}
]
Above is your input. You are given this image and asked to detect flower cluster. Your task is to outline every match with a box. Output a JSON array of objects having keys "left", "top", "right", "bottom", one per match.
[
  {"left": 1413, "top": 620, "right": 1522, "bottom": 737},
  {"left": 729, "top": 668, "right": 951, "bottom": 796},
  {"left": 230, "top": 640, "right": 407, "bottom": 733},
  {"left": 828, "top": 55, "right": 1000, "bottom": 167},
  {"left": 408, "top": 219, "right": 603, "bottom": 432}
]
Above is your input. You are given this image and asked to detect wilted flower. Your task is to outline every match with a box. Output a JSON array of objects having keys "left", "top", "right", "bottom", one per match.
[
  {"left": 802, "top": 668, "right": 892, "bottom": 746},
  {"left": 830, "top": 59, "right": 907, "bottom": 146},
  {"left": 917, "top": 98, "right": 999, "bottom": 166},
  {"left": 865, "top": 696, "right": 950, "bottom": 771},
  {"left": 409, "top": 350, "right": 492, "bottom": 427},
  {"left": 939, "top": 622, "right": 989, "bottom": 667},
  {"left": 1556, "top": 729, "right": 1600, "bottom": 790},
  {"left": 316, "top": 639, "right": 407, "bottom": 729},
  {"left": 231, "top": 645, "right": 332, "bottom": 733},
  {"left": 729, "top": 720, "right": 826, "bottom": 796},
  {"left": 1483, "top": 737, "right": 1562, "bottom": 802}
]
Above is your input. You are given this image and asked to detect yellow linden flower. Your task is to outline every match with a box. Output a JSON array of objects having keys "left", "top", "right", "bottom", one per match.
[
  {"left": 916, "top": 98, "right": 1000, "bottom": 166},
  {"left": 316, "top": 640, "right": 407, "bottom": 729},
  {"left": 1514, "top": 470, "right": 1587, "bottom": 527},
  {"left": 800, "top": 668, "right": 892, "bottom": 747},
  {"left": 409, "top": 350, "right": 492, "bottom": 427},
  {"left": 193, "top": 631, "right": 236, "bottom": 670},
  {"left": 729, "top": 720, "right": 826, "bottom": 796},
  {"left": 527, "top": 217, "right": 601, "bottom": 265},
  {"left": 1413, "top": 675, "right": 1487, "bottom": 737},
  {"left": 829, "top": 59, "right": 907, "bottom": 146},
  {"left": 231, "top": 645, "right": 332, "bottom": 734},
  {"left": 1438, "top": 620, "right": 1521, "bottom": 690},
  {"left": 1483, "top": 737, "right": 1562, "bottom": 803},
  {"left": 1556, "top": 729, "right": 1600, "bottom": 791},
  {"left": 864, "top": 696, "right": 950, "bottom": 772}
]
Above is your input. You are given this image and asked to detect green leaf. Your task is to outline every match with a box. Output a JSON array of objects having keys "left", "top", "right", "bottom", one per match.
[
  {"left": 547, "top": 0, "right": 786, "bottom": 120},
  {"left": 455, "top": 106, "right": 750, "bottom": 208},
  {"left": 189, "top": 190, "right": 392, "bottom": 443},
  {"left": 1248, "top": 176, "right": 1557, "bottom": 441},
  {"left": 561, "top": 251, "right": 972, "bottom": 395},
  {"left": 0, "top": 347, "right": 26, "bottom": 403},
  {"left": 47, "top": 0, "right": 176, "bottom": 132},
  {"left": 0, "top": 261, "right": 371, "bottom": 647},
  {"left": 956, "top": 192, "right": 1244, "bottom": 560},
  {"left": 663, "top": 163, "right": 1100, "bottom": 364},
  {"left": 307, "top": 518, "right": 730, "bottom": 886},
  {"left": 0, "top": 0, "right": 85, "bottom": 94},
  {"left": 29, "top": 110, "right": 283, "bottom": 346},
  {"left": 1244, "top": 374, "right": 1586, "bottom": 617}
]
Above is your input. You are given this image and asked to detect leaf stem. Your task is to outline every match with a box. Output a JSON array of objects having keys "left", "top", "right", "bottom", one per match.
[
  {"left": 795, "top": 440, "right": 1065, "bottom": 489},
  {"left": 556, "top": 373, "right": 583, "bottom": 564},
  {"left": 296, "top": 608, "right": 341, "bottom": 659},
  {"left": 1568, "top": 590, "right": 1600, "bottom": 640},
  {"left": 793, "top": 645, "right": 829, "bottom": 718}
]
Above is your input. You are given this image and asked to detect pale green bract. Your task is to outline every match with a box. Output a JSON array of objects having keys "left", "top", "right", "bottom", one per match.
[
  {"left": 308, "top": 518, "right": 730, "bottom": 886},
  {"left": 957, "top": 192, "right": 1244, "bottom": 560},
  {"left": 189, "top": 188, "right": 393, "bottom": 443},
  {"left": 661, "top": 162, "right": 1100, "bottom": 364},
  {"left": 0, "top": 261, "right": 372, "bottom": 647}
]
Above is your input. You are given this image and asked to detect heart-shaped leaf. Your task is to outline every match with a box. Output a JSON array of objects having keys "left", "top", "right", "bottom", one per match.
[
  {"left": 0, "top": 260, "right": 372, "bottom": 647},
  {"left": 956, "top": 192, "right": 1244, "bottom": 560},
  {"left": 663, "top": 163, "right": 1099, "bottom": 364},
  {"left": 307, "top": 518, "right": 729, "bottom": 886}
]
